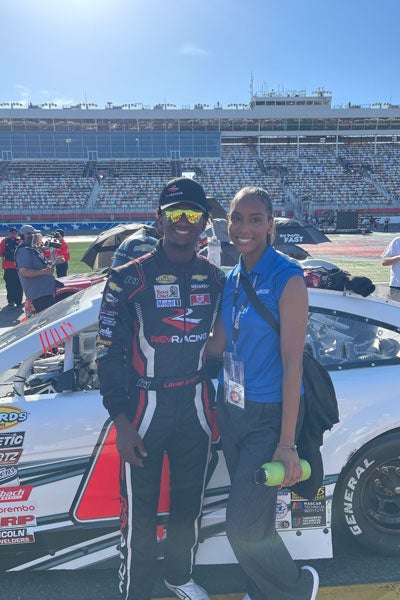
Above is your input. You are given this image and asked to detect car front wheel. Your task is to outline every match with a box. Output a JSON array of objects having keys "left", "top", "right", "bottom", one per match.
[{"left": 335, "top": 432, "right": 400, "bottom": 556}]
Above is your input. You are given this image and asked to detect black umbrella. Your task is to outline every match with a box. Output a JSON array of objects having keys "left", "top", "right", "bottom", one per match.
[
  {"left": 206, "top": 197, "right": 227, "bottom": 219},
  {"left": 275, "top": 218, "right": 330, "bottom": 245},
  {"left": 81, "top": 223, "right": 159, "bottom": 269}
]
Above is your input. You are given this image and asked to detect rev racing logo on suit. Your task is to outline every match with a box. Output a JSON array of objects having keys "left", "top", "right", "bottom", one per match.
[
  {"left": 162, "top": 309, "right": 201, "bottom": 332},
  {"left": 0, "top": 407, "right": 28, "bottom": 430}
]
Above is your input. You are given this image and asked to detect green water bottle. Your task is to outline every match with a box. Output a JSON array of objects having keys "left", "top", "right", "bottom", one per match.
[{"left": 255, "top": 459, "right": 311, "bottom": 487}]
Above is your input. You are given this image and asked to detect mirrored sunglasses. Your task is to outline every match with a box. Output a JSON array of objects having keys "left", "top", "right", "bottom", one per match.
[{"left": 164, "top": 208, "right": 205, "bottom": 225}]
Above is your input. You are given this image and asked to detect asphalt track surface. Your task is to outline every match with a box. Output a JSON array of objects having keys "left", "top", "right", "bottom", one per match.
[{"left": 1, "top": 232, "right": 400, "bottom": 599}]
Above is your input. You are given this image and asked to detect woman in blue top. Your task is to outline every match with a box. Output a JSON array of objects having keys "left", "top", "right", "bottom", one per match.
[{"left": 207, "top": 187, "right": 319, "bottom": 600}]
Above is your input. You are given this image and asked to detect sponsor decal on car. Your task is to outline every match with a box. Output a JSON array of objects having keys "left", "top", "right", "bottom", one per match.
[
  {"left": 0, "top": 486, "right": 33, "bottom": 503},
  {"left": 0, "top": 432, "right": 25, "bottom": 448},
  {"left": 291, "top": 499, "right": 327, "bottom": 528},
  {"left": 0, "top": 466, "right": 19, "bottom": 486},
  {"left": 275, "top": 499, "right": 289, "bottom": 520},
  {"left": 0, "top": 514, "right": 36, "bottom": 527},
  {"left": 0, "top": 528, "right": 35, "bottom": 544},
  {"left": 0, "top": 503, "right": 36, "bottom": 514},
  {"left": 0, "top": 407, "right": 28, "bottom": 430},
  {"left": 0, "top": 448, "right": 23, "bottom": 465},
  {"left": 156, "top": 275, "right": 177, "bottom": 284}
]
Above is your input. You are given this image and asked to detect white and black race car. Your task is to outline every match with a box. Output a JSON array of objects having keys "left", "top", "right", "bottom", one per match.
[{"left": 0, "top": 283, "right": 399, "bottom": 570}]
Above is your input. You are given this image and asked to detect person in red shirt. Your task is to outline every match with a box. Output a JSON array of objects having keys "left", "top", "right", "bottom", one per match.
[
  {"left": 0, "top": 227, "right": 23, "bottom": 307},
  {"left": 54, "top": 229, "right": 70, "bottom": 277}
]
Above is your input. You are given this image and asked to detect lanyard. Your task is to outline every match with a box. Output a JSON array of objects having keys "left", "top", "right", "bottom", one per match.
[{"left": 231, "top": 272, "right": 259, "bottom": 348}]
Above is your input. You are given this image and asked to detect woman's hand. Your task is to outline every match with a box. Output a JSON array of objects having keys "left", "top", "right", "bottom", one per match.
[{"left": 272, "top": 445, "right": 302, "bottom": 488}]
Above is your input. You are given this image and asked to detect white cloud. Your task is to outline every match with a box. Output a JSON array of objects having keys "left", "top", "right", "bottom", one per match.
[{"left": 180, "top": 44, "right": 210, "bottom": 57}]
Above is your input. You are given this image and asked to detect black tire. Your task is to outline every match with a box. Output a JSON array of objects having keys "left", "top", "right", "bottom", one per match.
[{"left": 335, "top": 432, "right": 400, "bottom": 556}]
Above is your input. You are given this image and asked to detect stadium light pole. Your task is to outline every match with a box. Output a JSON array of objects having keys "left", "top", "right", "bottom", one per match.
[
  {"left": 65, "top": 138, "right": 72, "bottom": 159},
  {"left": 0, "top": 102, "right": 23, "bottom": 109}
]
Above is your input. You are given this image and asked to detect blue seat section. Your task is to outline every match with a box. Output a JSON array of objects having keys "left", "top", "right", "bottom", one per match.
[{"left": 0, "top": 131, "right": 221, "bottom": 160}]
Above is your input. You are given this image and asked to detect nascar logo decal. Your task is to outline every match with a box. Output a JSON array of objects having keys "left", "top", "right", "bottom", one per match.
[{"left": 0, "top": 407, "right": 28, "bottom": 430}]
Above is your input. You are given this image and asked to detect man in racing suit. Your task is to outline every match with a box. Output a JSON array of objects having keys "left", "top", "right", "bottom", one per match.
[{"left": 97, "top": 178, "right": 224, "bottom": 600}]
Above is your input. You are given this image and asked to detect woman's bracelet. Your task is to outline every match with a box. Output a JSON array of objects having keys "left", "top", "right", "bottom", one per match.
[{"left": 277, "top": 443, "right": 298, "bottom": 452}]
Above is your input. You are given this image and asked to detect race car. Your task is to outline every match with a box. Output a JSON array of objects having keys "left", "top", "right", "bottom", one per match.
[{"left": 0, "top": 284, "right": 399, "bottom": 570}]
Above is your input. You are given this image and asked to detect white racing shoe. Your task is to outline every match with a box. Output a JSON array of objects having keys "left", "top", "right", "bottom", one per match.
[{"left": 164, "top": 578, "right": 211, "bottom": 600}]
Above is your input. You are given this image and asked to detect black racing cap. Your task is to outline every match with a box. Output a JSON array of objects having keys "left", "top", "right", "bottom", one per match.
[
  {"left": 159, "top": 177, "right": 209, "bottom": 212},
  {"left": 8, "top": 227, "right": 18, "bottom": 234}
]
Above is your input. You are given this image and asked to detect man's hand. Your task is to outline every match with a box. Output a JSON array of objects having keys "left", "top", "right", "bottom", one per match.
[{"left": 114, "top": 414, "right": 147, "bottom": 467}]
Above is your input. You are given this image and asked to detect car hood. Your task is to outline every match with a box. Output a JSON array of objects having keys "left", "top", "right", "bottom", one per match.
[{"left": 0, "top": 282, "right": 105, "bottom": 373}]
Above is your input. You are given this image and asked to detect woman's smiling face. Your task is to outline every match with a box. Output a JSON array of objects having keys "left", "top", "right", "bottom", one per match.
[{"left": 228, "top": 192, "right": 274, "bottom": 268}]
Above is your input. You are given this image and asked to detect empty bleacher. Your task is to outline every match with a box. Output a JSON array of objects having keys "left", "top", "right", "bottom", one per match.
[{"left": 0, "top": 143, "right": 399, "bottom": 220}]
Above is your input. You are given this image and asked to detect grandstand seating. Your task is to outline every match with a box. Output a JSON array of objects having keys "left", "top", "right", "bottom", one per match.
[{"left": 0, "top": 142, "right": 399, "bottom": 219}]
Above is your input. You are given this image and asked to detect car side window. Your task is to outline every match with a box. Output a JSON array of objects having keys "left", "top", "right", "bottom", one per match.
[
  {"left": 307, "top": 308, "right": 400, "bottom": 369},
  {"left": 22, "top": 325, "right": 100, "bottom": 395}
]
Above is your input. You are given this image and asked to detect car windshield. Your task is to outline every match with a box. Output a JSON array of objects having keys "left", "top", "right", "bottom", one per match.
[{"left": 0, "top": 289, "right": 87, "bottom": 351}]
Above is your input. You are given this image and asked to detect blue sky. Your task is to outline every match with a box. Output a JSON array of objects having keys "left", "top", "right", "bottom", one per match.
[{"left": 1, "top": 0, "right": 399, "bottom": 110}]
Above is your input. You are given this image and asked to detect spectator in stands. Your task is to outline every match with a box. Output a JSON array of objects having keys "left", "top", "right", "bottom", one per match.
[
  {"left": 381, "top": 236, "right": 400, "bottom": 291},
  {"left": 54, "top": 228, "right": 70, "bottom": 277},
  {"left": 0, "top": 227, "right": 23, "bottom": 308},
  {"left": 15, "top": 225, "right": 57, "bottom": 313}
]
